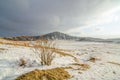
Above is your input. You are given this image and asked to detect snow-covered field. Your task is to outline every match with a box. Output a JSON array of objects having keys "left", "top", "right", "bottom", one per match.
[{"left": 0, "top": 40, "right": 120, "bottom": 80}]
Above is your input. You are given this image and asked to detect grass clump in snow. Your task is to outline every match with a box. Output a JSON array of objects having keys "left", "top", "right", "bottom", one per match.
[
  {"left": 71, "top": 63, "right": 90, "bottom": 70},
  {"left": 18, "top": 58, "right": 27, "bottom": 67},
  {"left": 88, "top": 57, "right": 100, "bottom": 63},
  {"left": 88, "top": 57, "right": 97, "bottom": 62},
  {"left": 15, "top": 67, "right": 71, "bottom": 80},
  {"left": 0, "top": 48, "right": 6, "bottom": 50},
  {"left": 0, "top": 48, "right": 7, "bottom": 52},
  {"left": 108, "top": 61, "right": 120, "bottom": 66}
]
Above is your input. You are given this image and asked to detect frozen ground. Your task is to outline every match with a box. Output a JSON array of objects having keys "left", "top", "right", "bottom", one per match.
[{"left": 0, "top": 40, "right": 120, "bottom": 80}]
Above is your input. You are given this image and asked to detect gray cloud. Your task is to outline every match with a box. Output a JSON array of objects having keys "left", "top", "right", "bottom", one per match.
[{"left": 0, "top": 0, "right": 119, "bottom": 37}]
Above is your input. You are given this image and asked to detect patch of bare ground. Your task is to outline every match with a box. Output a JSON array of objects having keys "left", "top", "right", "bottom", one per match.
[{"left": 15, "top": 67, "right": 71, "bottom": 80}]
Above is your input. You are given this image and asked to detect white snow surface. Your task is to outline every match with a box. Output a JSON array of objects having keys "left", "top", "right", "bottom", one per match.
[{"left": 0, "top": 40, "right": 120, "bottom": 80}]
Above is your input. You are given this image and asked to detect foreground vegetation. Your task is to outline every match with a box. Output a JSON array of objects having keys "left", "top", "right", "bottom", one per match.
[{"left": 16, "top": 67, "right": 70, "bottom": 80}]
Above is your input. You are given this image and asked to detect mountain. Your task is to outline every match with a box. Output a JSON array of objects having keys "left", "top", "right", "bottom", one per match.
[
  {"left": 3, "top": 31, "right": 78, "bottom": 41},
  {"left": 3, "top": 31, "right": 119, "bottom": 43},
  {"left": 3, "top": 31, "right": 104, "bottom": 41},
  {"left": 41, "top": 31, "right": 79, "bottom": 40},
  {"left": 41, "top": 32, "right": 110, "bottom": 42}
]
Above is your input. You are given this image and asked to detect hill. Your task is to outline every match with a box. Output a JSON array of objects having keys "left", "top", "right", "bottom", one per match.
[{"left": 3, "top": 31, "right": 119, "bottom": 43}]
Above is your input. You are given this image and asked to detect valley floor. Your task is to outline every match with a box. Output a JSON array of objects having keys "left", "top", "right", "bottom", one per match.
[{"left": 0, "top": 40, "right": 120, "bottom": 80}]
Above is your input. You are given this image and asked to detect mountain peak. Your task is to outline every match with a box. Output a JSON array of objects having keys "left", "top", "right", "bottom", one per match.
[
  {"left": 47, "top": 31, "right": 65, "bottom": 35},
  {"left": 51, "top": 31, "right": 61, "bottom": 33},
  {"left": 42, "top": 31, "right": 70, "bottom": 40}
]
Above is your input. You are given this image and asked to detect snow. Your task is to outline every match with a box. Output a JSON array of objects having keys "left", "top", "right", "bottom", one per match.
[
  {"left": 53, "top": 56, "right": 75, "bottom": 66},
  {"left": 0, "top": 40, "right": 120, "bottom": 80},
  {"left": 56, "top": 40, "right": 120, "bottom": 80}
]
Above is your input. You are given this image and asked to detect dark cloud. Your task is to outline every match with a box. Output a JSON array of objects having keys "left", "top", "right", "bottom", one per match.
[{"left": 0, "top": 0, "right": 119, "bottom": 37}]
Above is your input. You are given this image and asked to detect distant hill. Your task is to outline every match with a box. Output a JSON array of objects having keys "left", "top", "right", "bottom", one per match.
[
  {"left": 41, "top": 31, "right": 79, "bottom": 40},
  {"left": 3, "top": 31, "right": 102, "bottom": 41},
  {"left": 4, "top": 31, "right": 77, "bottom": 41},
  {"left": 3, "top": 31, "right": 120, "bottom": 43}
]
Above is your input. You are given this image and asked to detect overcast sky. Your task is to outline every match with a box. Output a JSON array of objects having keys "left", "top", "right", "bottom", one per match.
[{"left": 0, "top": 0, "right": 120, "bottom": 38}]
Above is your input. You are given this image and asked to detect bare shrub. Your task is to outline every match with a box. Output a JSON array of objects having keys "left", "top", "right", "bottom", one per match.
[{"left": 33, "top": 38, "right": 55, "bottom": 66}]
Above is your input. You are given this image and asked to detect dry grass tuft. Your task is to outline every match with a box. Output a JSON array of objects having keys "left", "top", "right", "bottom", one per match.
[
  {"left": 0, "top": 40, "right": 30, "bottom": 47},
  {"left": 0, "top": 48, "right": 7, "bottom": 53},
  {"left": 61, "top": 66, "right": 73, "bottom": 69},
  {"left": 52, "top": 49, "right": 79, "bottom": 63},
  {"left": 15, "top": 67, "right": 71, "bottom": 80},
  {"left": 88, "top": 57, "right": 96, "bottom": 62},
  {"left": 0, "top": 48, "right": 6, "bottom": 50},
  {"left": 71, "top": 63, "right": 90, "bottom": 71},
  {"left": 18, "top": 58, "right": 27, "bottom": 67},
  {"left": 108, "top": 61, "right": 120, "bottom": 66},
  {"left": 0, "top": 42, "right": 3, "bottom": 44},
  {"left": 88, "top": 57, "right": 100, "bottom": 63}
]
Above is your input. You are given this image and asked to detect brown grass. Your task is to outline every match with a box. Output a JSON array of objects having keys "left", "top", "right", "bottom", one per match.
[
  {"left": 0, "top": 48, "right": 7, "bottom": 52},
  {"left": 0, "top": 48, "right": 6, "bottom": 50},
  {"left": 71, "top": 63, "right": 90, "bottom": 71},
  {"left": 107, "top": 61, "right": 120, "bottom": 66},
  {"left": 52, "top": 49, "right": 79, "bottom": 63},
  {"left": 15, "top": 67, "right": 71, "bottom": 80},
  {"left": 88, "top": 57, "right": 100, "bottom": 63},
  {"left": 61, "top": 66, "right": 73, "bottom": 69},
  {"left": 0, "top": 40, "right": 30, "bottom": 47},
  {"left": 88, "top": 57, "right": 96, "bottom": 62}
]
